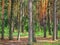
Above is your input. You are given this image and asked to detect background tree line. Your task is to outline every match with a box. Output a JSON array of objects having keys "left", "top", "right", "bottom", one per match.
[{"left": 0, "top": 0, "right": 60, "bottom": 45}]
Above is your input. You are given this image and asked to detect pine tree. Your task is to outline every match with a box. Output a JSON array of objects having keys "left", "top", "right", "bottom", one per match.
[
  {"left": 1, "top": 0, "right": 4, "bottom": 40},
  {"left": 53, "top": 0, "right": 57, "bottom": 40},
  {"left": 28, "top": 0, "right": 33, "bottom": 45}
]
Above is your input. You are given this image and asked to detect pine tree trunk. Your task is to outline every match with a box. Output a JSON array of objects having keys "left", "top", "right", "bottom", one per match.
[
  {"left": 9, "top": 0, "right": 14, "bottom": 40},
  {"left": 17, "top": 2, "right": 20, "bottom": 40},
  {"left": 21, "top": 1, "right": 24, "bottom": 33},
  {"left": 47, "top": 0, "right": 51, "bottom": 35},
  {"left": 53, "top": 0, "right": 57, "bottom": 40},
  {"left": 43, "top": 15, "right": 46, "bottom": 38},
  {"left": 8, "top": 0, "right": 11, "bottom": 40},
  {"left": 56, "top": 18, "right": 58, "bottom": 39},
  {"left": 28, "top": 0, "right": 33, "bottom": 45},
  {"left": 17, "top": 0, "right": 23, "bottom": 40},
  {"left": 1, "top": 0, "right": 4, "bottom": 40}
]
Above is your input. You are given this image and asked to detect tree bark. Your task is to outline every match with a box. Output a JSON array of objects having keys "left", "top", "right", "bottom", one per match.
[
  {"left": 56, "top": 18, "right": 58, "bottom": 39},
  {"left": 47, "top": 0, "right": 51, "bottom": 35},
  {"left": 21, "top": 0, "right": 24, "bottom": 33},
  {"left": 28, "top": 0, "right": 33, "bottom": 45},
  {"left": 17, "top": 0, "right": 23, "bottom": 40},
  {"left": 53, "top": 0, "right": 57, "bottom": 40},
  {"left": 17, "top": 1, "right": 20, "bottom": 40},
  {"left": 8, "top": 0, "right": 11, "bottom": 40},
  {"left": 43, "top": 15, "right": 46, "bottom": 38},
  {"left": 1, "top": 0, "right": 4, "bottom": 40},
  {"left": 9, "top": 0, "right": 14, "bottom": 40}
]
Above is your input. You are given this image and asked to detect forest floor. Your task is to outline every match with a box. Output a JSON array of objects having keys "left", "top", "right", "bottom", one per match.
[{"left": 0, "top": 37, "right": 60, "bottom": 45}]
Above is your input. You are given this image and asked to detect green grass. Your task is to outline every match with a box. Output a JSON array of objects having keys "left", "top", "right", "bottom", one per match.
[
  {"left": 33, "top": 42, "right": 60, "bottom": 45},
  {"left": 0, "top": 27, "right": 60, "bottom": 38},
  {"left": 0, "top": 27, "right": 60, "bottom": 45}
]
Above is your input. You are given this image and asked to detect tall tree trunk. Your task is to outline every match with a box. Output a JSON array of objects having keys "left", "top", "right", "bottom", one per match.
[
  {"left": 47, "top": 0, "right": 51, "bottom": 35},
  {"left": 28, "top": 0, "right": 33, "bottom": 45},
  {"left": 17, "top": 0, "right": 23, "bottom": 40},
  {"left": 1, "top": 0, "right": 4, "bottom": 40},
  {"left": 53, "top": 0, "right": 57, "bottom": 40},
  {"left": 21, "top": 0, "right": 24, "bottom": 33},
  {"left": 11, "top": 0, "right": 14, "bottom": 36},
  {"left": 43, "top": 0, "right": 48, "bottom": 38},
  {"left": 9, "top": 0, "right": 14, "bottom": 40},
  {"left": 17, "top": 0, "right": 20, "bottom": 40},
  {"left": 43, "top": 15, "right": 46, "bottom": 38},
  {"left": 8, "top": 0, "right": 11, "bottom": 40},
  {"left": 56, "top": 18, "right": 58, "bottom": 39},
  {"left": 17, "top": 13, "right": 20, "bottom": 40}
]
